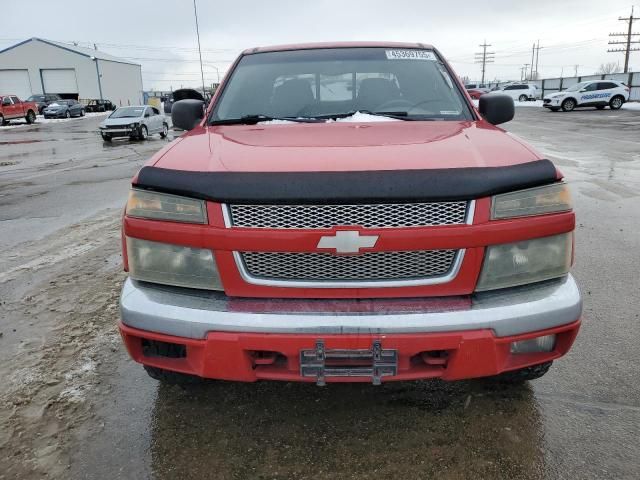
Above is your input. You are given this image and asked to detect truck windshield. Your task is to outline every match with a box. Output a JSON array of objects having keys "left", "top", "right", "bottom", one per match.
[{"left": 211, "top": 47, "right": 472, "bottom": 123}]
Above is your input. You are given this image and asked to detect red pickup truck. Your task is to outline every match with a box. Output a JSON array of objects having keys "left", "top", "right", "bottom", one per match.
[
  {"left": 118, "top": 42, "right": 581, "bottom": 386},
  {"left": 0, "top": 95, "right": 37, "bottom": 125}
]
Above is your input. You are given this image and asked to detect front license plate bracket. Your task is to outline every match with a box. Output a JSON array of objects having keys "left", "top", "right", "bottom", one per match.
[{"left": 300, "top": 339, "right": 397, "bottom": 386}]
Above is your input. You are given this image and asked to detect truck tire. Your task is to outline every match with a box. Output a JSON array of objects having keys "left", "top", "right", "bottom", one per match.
[
  {"left": 561, "top": 99, "right": 576, "bottom": 112},
  {"left": 609, "top": 95, "right": 624, "bottom": 110},
  {"left": 143, "top": 365, "right": 204, "bottom": 385},
  {"left": 491, "top": 361, "right": 552, "bottom": 383},
  {"left": 0, "top": 114, "right": 5, "bottom": 126},
  {"left": 25, "top": 110, "right": 36, "bottom": 124}
]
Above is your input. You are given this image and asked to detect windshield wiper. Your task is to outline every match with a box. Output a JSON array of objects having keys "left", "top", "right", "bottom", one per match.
[{"left": 210, "top": 114, "right": 323, "bottom": 125}]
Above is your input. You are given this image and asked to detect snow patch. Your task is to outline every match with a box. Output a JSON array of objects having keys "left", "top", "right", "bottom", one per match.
[
  {"left": 258, "top": 111, "right": 402, "bottom": 125},
  {"left": 0, "top": 112, "right": 109, "bottom": 130},
  {"left": 333, "top": 111, "right": 401, "bottom": 122},
  {"left": 622, "top": 102, "right": 640, "bottom": 111}
]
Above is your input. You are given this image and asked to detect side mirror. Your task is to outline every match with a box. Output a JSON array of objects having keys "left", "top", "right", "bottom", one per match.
[
  {"left": 479, "top": 94, "right": 514, "bottom": 125},
  {"left": 172, "top": 99, "right": 205, "bottom": 131}
]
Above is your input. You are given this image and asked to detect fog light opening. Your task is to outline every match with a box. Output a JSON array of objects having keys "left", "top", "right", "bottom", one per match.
[{"left": 510, "top": 334, "right": 556, "bottom": 354}]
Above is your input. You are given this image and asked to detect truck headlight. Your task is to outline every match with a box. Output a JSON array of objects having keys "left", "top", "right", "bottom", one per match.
[
  {"left": 476, "top": 233, "right": 572, "bottom": 291},
  {"left": 126, "top": 237, "right": 223, "bottom": 290},
  {"left": 491, "top": 183, "right": 572, "bottom": 220},
  {"left": 126, "top": 189, "right": 207, "bottom": 223}
]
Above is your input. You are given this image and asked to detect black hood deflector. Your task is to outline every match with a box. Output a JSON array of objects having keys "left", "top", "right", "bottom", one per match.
[{"left": 133, "top": 159, "right": 558, "bottom": 204}]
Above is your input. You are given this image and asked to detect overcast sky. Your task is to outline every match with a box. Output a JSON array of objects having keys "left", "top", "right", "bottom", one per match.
[{"left": 2, "top": 0, "right": 639, "bottom": 89}]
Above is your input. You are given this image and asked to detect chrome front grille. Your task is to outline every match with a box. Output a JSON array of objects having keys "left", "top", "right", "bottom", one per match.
[
  {"left": 237, "top": 250, "right": 460, "bottom": 286},
  {"left": 226, "top": 202, "right": 470, "bottom": 229}
]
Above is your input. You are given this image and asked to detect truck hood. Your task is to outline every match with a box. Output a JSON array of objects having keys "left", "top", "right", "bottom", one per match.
[{"left": 152, "top": 120, "right": 541, "bottom": 172}]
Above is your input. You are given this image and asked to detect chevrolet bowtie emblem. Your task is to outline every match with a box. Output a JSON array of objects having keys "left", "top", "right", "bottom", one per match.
[{"left": 317, "top": 231, "right": 379, "bottom": 254}]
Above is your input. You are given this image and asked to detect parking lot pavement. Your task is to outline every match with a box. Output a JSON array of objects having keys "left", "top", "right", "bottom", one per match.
[{"left": 1, "top": 107, "right": 639, "bottom": 479}]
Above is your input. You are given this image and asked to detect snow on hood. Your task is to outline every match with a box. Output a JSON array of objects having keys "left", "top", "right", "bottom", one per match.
[{"left": 259, "top": 111, "right": 402, "bottom": 125}]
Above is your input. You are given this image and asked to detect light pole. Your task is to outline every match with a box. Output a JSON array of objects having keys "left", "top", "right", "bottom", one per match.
[{"left": 91, "top": 56, "right": 103, "bottom": 101}]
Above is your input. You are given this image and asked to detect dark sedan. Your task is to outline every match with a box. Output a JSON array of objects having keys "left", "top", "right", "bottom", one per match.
[
  {"left": 43, "top": 99, "right": 85, "bottom": 119},
  {"left": 26, "top": 94, "right": 63, "bottom": 115},
  {"left": 85, "top": 99, "right": 116, "bottom": 113}
]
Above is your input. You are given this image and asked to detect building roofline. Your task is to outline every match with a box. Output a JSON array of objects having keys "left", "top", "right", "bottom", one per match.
[{"left": 0, "top": 37, "right": 141, "bottom": 66}]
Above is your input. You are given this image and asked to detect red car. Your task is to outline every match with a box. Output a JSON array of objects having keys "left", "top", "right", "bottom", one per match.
[
  {"left": 118, "top": 42, "right": 581, "bottom": 386},
  {"left": 0, "top": 95, "right": 37, "bottom": 125},
  {"left": 466, "top": 88, "right": 486, "bottom": 99}
]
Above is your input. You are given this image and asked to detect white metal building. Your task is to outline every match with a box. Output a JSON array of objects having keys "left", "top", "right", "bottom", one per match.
[{"left": 0, "top": 37, "right": 143, "bottom": 106}]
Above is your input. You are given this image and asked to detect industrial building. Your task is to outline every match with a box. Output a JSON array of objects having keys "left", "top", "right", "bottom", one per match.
[{"left": 0, "top": 37, "right": 143, "bottom": 106}]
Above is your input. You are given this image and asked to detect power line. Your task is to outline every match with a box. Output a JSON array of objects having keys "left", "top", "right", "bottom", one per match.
[
  {"left": 474, "top": 40, "right": 495, "bottom": 84},
  {"left": 608, "top": 6, "right": 639, "bottom": 73}
]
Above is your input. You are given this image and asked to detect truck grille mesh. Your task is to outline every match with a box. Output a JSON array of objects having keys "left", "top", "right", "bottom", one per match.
[
  {"left": 227, "top": 202, "right": 469, "bottom": 229},
  {"left": 239, "top": 250, "right": 458, "bottom": 282}
]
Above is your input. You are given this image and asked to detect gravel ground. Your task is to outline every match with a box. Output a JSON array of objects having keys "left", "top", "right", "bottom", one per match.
[{"left": 0, "top": 108, "right": 639, "bottom": 479}]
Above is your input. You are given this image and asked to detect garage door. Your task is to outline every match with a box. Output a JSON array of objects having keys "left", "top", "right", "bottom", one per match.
[
  {"left": 0, "top": 69, "right": 32, "bottom": 100},
  {"left": 41, "top": 69, "right": 78, "bottom": 95}
]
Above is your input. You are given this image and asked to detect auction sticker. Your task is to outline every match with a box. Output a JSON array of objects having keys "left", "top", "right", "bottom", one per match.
[{"left": 385, "top": 49, "right": 436, "bottom": 61}]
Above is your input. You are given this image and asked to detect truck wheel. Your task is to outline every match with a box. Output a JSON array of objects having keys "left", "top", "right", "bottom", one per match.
[
  {"left": 143, "top": 365, "right": 204, "bottom": 385},
  {"left": 561, "top": 99, "right": 576, "bottom": 112},
  {"left": 25, "top": 110, "right": 36, "bottom": 124},
  {"left": 518, "top": 94, "right": 528, "bottom": 102},
  {"left": 609, "top": 96, "right": 624, "bottom": 110},
  {"left": 491, "top": 361, "right": 552, "bottom": 383},
  {"left": 160, "top": 123, "right": 168, "bottom": 138},
  {"left": 0, "top": 114, "right": 6, "bottom": 126}
]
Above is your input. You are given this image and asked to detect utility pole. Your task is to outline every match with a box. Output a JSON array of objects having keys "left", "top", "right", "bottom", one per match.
[
  {"left": 534, "top": 40, "right": 543, "bottom": 79},
  {"left": 474, "top": 40, "right": 495, "bottom": 85},
  {"left": 574, "top": 65, "right": 579, "bottom": 77},
  {"left": 522, "top": 64, "right": 530, "bottom": 81},
  {"left": 608, "top": 6, "right": 639, "bottom": 73},
  {"left": 529, "top": 43, "right": 535, "bottom": 80}
]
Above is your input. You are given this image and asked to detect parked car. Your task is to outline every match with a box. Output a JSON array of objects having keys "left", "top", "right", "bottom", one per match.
[
  {"left": 26, "top": 94, "right": 63, "bottom": 115},
  {"left": 43, "top": 99, "right": 85, "bottom": 119},
  {"left": 99, "top": 105, "right": 169, "bottom": 141},
  {"left": 543, "top": 80, "right": 630, "bottom": 112},
  {"left": 464, "top": 83, "right": 489, "bottom": 92},
  {"left": 118, "top": 42, "right": 581, "bottom": 387},
  {"left": 85, "top": 99, "right": 116, "bottom": 113},
  {"left": 489, "top": 83, "right": 539, "bottom": 102},
  {"left": 466, "top": 88, "right": 486, "bottom": 99},
  {"left": 0, "top": 95, "right": 38, "bottom": 125}
]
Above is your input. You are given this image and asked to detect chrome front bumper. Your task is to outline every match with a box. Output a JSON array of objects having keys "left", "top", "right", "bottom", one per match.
[{"left": 120, "top": 275, "right": 582, "bottom": 340}]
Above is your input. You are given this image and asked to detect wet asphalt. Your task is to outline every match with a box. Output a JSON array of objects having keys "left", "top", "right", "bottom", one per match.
[{"left": 1, "top": 108, "right": 640, "bottom": 479}]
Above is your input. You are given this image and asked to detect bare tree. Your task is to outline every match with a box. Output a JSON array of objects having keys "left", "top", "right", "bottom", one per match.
[{"left": 596, "top": 62, "right": 621, "bottom": 74}]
